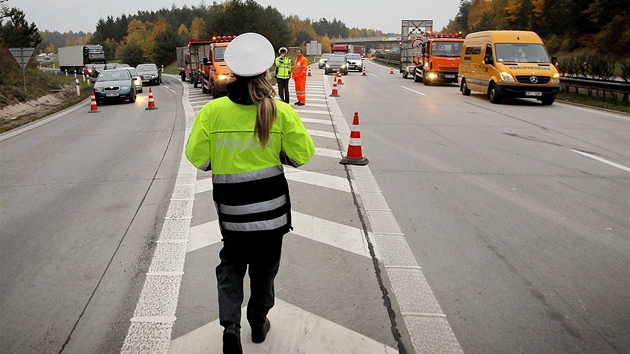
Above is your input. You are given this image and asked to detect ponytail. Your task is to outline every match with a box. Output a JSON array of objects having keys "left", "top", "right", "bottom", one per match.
[{"left": 248, "top": 74, "right": 278, "bottom": 146}]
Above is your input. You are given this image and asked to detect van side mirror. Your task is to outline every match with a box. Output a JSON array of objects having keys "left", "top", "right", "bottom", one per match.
[
  {"left": 484, "top": 55, "right": 494, "bottom": 65},
  {"left": 203, "top": 57, "right": 209, "bottom": 65},
  {"left": 551, "top": 56, "right": 558, "bottom": 66}
]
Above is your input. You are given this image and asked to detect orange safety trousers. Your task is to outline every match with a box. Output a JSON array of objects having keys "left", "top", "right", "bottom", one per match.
[{"left": 294, "top": 77, "right": 306, "bottom": 104}]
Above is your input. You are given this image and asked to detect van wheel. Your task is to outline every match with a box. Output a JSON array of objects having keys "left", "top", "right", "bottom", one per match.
[
  {"left": 488, "top": 83, "right": 502, "bottom": 104},
  {"left": 540, "top": 97, "right": 555, "bottom": 105},
  {"left": 461, "top": 79, "right": 471, "bottom": 96}
]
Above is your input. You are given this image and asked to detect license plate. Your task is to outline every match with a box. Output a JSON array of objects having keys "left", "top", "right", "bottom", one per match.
[
  {"left": 106, "top": 93, "right": 119, "bottom": 97},
  {"left": 444, "top": 74, "right": 456, "bottom": 79},
  {"left": 525, "top": 91, "right": 542, "bottom": 97}
]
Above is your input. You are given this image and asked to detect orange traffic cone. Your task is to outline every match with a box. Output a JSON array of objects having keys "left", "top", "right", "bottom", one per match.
[
  {"left": 390, "top": 67, "right": 394, "bottom": 74},
  {"left": 329, "top": 81, "right": 340, "bottom": 97},
  {"left": 307, "top": 66, "right": 312, "bottom": 76},
  {"left": 362, "top": 66, "right": 367, "bottom": 76},
  {"left": 340, "top": 112, "right": 368, "bottom": 165},
  {"left": 337, "top": 70, "right": 344, "bottom": 85},
  {"left": 334, "top": 74, "right": 338, "bottom": 84},
  {"left": 145, "top": 87, "right": 158, "bottom": 110},
  {"left": 88, "top": 90, "right": 99, "bottom": 113}
]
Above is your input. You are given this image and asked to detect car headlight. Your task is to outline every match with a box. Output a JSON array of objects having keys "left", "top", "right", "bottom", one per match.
[
  {"left": 551, "top": 72, "right": 560, "bottom": 83},
  {"left": 427, "top": 72, "right": 438, "bottom": 79},
  {"left": 218, "top": 74, "right": 229, "bottom": 81},
  {"left": 121, "top": 86, "right": 130, "bottom": 90},
  {"left": 499, "top": 72, "right": 515, "bottom": 82},
  {"left": 94, "top": 87, "right": 104, "bottom": 92}
]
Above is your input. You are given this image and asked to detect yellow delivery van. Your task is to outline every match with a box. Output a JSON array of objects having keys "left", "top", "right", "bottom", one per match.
[{"left": 458, "top": 30, "right": 560, "bottom": 105}]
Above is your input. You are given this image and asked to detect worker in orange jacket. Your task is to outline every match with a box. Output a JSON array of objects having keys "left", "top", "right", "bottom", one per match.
[{"left": 292, "top": 49, "right": 308, "bottom": 106}]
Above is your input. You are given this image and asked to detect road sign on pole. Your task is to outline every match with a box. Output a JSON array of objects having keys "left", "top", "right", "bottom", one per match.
[{"left": 9, "top": 47, "right": 35, "bottom": 92}]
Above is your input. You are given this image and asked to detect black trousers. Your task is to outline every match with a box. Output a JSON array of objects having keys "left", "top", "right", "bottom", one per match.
[
  {"left": 277, "top": 78, "right": 290, "bottom": 103},
  {"left": 216, "top": 233, "right": 284, "bottom": 329}
]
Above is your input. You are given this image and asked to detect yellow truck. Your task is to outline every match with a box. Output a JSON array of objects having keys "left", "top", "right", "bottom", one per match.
[{"left": 458, "top": 30, "right": 560, "bottom": 105}]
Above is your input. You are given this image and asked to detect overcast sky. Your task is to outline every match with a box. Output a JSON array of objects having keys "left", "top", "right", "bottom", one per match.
[{"left": 14, "top": 0, "right": 461, "bottom": 35}]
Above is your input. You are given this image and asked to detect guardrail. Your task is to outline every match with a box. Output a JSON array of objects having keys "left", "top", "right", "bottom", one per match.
[
  {"left": 370, "top": 58, "right": 630, "bottom": 104},
  {"left": 559, "top": 77, "right": 630, "bottom": 103}
]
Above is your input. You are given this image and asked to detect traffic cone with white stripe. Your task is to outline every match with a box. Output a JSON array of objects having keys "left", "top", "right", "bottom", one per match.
[
  {"left": 307, "top": 66, "right": 312, "bottom": 76},
  {"left": 362, "top": 65, "right": 367, "bottom": 76},
  {"left": 145, "top": 87, "right": 158, "bottom": 110},
  {"left": 88, "top": 90, "right": 99, "bottom": 113},
  {"left": 390, "top": 67, "right": 394, "bottom": 74},
  {"left": 340, "top": 112, "right": 368, "bottom": 165},
  {"left": 329, "top": 81, "right": 340, "bottom": 97},
  {"left": 337, "top": 70, "right": 344, "bottom": 85}
]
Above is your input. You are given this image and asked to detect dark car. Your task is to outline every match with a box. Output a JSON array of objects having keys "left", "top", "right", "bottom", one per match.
[
  {"left": 136, "top": 63, "right": 162, "bottom": 85},
  {"left": 345, "top": 53, "right": 363, "bottom": 72},
  {"left": 93, "top": 69, "right": 137, "bottom": 104},
  {"left": 318, "top": 53, "right": 332, "bottom": 69},
  {"left": 324, "top": 54, "right": 348, "bottom": 75}
]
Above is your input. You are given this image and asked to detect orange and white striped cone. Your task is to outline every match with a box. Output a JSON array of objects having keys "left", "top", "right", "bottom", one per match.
[
  {"left": 329, "top": 81, "right": 340, "bottom": 97},
  {"left": 334, "top": 74, "right": 338, "bottom": 84},
  {"left": 145, "top": 87, "right": 158, "bottom": 110},
  {"left": 307, "top": 66, "right": 312, "bottom": 76},
  {"left": 88, "top": 90, "right": 99, "bottom": 113},
  {"left": 340, "top": 112, "right": 368, "bottom": 165},
  {"left": 390, "top": 67, "right": 394, "bottom": 74},
  {"left": 337, "top": 70, "right": 344, "bottom": 85},
  {"left": 362, "top": 66, "right": 367, "bottom": 76}
]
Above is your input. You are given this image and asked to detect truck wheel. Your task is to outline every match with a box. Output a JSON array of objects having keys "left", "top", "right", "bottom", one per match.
[
  {"left": 403, "top": 71, "right": 408, "bottom": 79},
  {"left": 488, "top": 83, "right": 502, "bottom": 104},
  {"left": 202, "top": 85, "right": 208, "bottom": 94},
  {"left": 461, "top": 79, "right": 471, "bottom": 96},
  {"left": 540, "top": 97, "right": 555, "bottom": 105}
]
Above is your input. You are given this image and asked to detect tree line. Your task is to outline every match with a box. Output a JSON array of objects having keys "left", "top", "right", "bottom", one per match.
[
  {"left": 444, "top": 0, "right": 630, "bottom": 58},
  {"left": 2, "top": 0, "right": 386, "bottom": 69}
]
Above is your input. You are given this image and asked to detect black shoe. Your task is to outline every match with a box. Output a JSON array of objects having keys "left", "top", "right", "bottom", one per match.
[
  {"left": 293, "top": 101, "right": 300, "bottom": 105},
  {"left": 251, "top": 318, "right": 271, "bottom": 344},
  {"left": 223, "top": 323, "right": 243, "bottom": 354},
  {"left": 295, "top": 102, "right": 305, "bottom": 106}
]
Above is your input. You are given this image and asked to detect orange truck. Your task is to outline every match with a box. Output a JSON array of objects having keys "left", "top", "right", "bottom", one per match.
[
  {"left": 413, "top": 32, "right": 464, "bottom": 85},
  {"left": 198, "top": 35, "right": 235, "bottom": 97}
]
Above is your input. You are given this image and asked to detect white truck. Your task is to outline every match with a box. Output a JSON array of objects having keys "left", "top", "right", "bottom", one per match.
[
  {"left": 400, "top": 20, "right": 433, "bottom": 78},
  {"left": 58, "top": 45, "right": 106, "bottom": 74}
]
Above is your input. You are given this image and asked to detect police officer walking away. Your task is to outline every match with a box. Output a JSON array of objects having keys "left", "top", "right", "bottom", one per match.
[
  {"left": 185, "top": 33, "right": 315, "bottom": 354},
  {"left": 275, "top": 47, "right": 292, "bottom": 104}
]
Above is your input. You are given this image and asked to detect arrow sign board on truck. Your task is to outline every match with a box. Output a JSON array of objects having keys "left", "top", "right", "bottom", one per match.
[{"left": 9, "top": 47, "right": 35, "bottom": 69}]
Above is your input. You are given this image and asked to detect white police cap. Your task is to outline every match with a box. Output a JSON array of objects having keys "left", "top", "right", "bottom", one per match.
[{"left": 225, "top": 32, "right": 275, "bottom": 77}]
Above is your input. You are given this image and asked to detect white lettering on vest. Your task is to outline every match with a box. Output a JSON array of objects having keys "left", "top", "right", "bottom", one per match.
[{"left": 216, "top": 136, "right": 274, "bottom": 150}]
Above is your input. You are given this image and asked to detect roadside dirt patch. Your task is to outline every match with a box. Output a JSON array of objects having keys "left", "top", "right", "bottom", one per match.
[{"left": 0, "top": 84, "right": 87, "bottom": 133}]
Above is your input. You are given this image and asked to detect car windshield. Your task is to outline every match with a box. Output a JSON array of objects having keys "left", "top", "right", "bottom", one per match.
[
  {"left": 321, "top": 54, "right": 331, "bottom": 59},
  {"left": 328, "top": 56, "right": 345, "bottom": 64},
  {"left": 98, "top": 70, "right": 130, "bottom": 81},
  {"left": 346, "top": 54, "right": 361, "bottom": 60},
  {"left": 136, "top": 64, "right": 157, "bottom": 72},
  {"left": 431, "top": 42, "right": 463, "bottom": 57},
  {"left": 495, "top": 43, "right": 550, "bottom": 63}
]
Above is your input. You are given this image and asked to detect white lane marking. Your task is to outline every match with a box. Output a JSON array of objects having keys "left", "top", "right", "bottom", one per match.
[
  {"left": 186, "top": 211, "right": 373, "bottom": 258},
  {"left": 571, "top": 150, "right": 630, "bottom": 172},
  {"left": 324, "top": 75, "right": 463, "bottom": 353},
  {"left": 168, "top": 298, "right": 398, "bottom": 354},
  {"left": 401, "top": 86, "right": 427, "bottom": 96},
  {"left": 121, "top": 76, "right": 196, "bottom": 354}
]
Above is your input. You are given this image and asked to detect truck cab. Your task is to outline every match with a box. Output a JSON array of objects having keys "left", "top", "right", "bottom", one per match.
[
  {"left": 414, "top": 33, "right": 464, "bottom": 85},
  {"left": 200, "top": 36, "right": 234, "bottom": 97}
]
